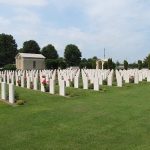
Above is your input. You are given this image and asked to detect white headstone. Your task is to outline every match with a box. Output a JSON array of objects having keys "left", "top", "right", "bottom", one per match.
[
  {"left": 1, "top": 82, "right": 6, "bottom": 100},
  {"left": 99, "top": 75, "right": 103, "bottom": 85},
  {"left": 94, "top": 77, "right": 99, "bottom": 91},
  {"left": 7, "top": 75, "right": 9, "bottom": 84},
  {"left": 66, "top": 79, "right": 70, "bottom": 87},
  {"left": 134, "top": 72, "right": 139, "bottom": 84},
  {"left": 83, "top": 77, "right": 88, "bottom": 89},
  {"left": 139, "top": 73, "right": 143, "bottom": 82},
  {"left": 21, "top": 76, "right": 25, "bottom": 88},
  {"left": 33, "top": 77, "right": 38, "bottom": 90},
  {"left": 3, "top": 75, "right": 6, "bottom": 83},
  {"left": 59, "top": 80, "right": 65, "bottom": 96},
  {"left": 16, "top": 75, "right": 19, "bottom": 86},
  {"left": 49, "top": 79, "right": 55, "bottom": 94},
  {"left": 9, "top": 83, "right": 15, "bottom": 104},
  {"left": 74, "top": 76, "right": 79, "bottom": 88},
  {"left": 107, "top": 74, "right": 112, "bottom": 86},
  {"left": 147, "top": 71, "right": 150, "bottom": 82},
  {"left": 116, "top": 71, "right": 122, "bottom": 87},
  {"left": 27, "top": 76, "right": 30, "bottom": 89},
  {"left": 41, "top": 78, "right": 45, "bottom": 92},
  {"left": 11, "top": 75, "right": 14, "bottom": 84}
]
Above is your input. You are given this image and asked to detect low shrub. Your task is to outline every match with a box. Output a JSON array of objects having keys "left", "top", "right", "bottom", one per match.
[
  {"left": 30, "top": 82, "right": 33, "bottom": 89},
  {"left": 70, "top": 81, "right": 74, "bottom": 87},
  {"left": 66, "top": 91, "right": 70, "bottom": 96},
  {"left": 103, "top": 79, "right": 107, "bottom": 85},
  {"left": 3, "top": 64, "right": 16, "bottom": 70},
  {"left": 79, "top": 83, "right": 83, "bottom": 88},
  {"left": 88, "top": 83, "right": 94, "bottom": 89},
  {"left": 102, "top": 88, "right": 107, "bottom": 92},
  {"left": 15, "top": 91, "right": 20, "bottom": 100},
  {"left": 16, "top": 100, "right": 25, "bottom": 105},
  {"left": 44, "top": 85, "right": 49, "bottom": 92},
  {"left": 129, "top": 76, "right": 134, "bottom": 83}
]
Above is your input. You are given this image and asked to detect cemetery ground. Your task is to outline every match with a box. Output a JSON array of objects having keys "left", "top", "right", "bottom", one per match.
[{"left": 0, "top": 82, "right": 150, "bottom": 150}]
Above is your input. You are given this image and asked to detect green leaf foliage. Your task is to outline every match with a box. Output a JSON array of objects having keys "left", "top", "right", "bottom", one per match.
[
  {"left": 0, "top": 33, "right": 17, "bottom": 67},
  {"left": 64, "top": 44, "right": 82, "bottom": 67}
]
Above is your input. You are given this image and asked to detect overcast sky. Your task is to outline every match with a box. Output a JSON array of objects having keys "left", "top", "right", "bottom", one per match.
[{"left": 0, "top": 0, "right": 150, "bottom": 62}]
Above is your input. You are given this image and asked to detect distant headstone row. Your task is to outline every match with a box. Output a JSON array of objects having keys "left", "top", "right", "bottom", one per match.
[{"left": 0, "top": 69, "right": 150, "bottom": 104}]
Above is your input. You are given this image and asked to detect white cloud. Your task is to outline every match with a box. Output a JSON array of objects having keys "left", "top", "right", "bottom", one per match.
[
  {"left": 0, "top": 17, "right": 10, "bottom": 26},
  {"left": 12, "top": 8, "right": 41, "bottom": 24},
  {"left": 0, "top": 0, "right": 47, "bottom": 6},
  {"left": 0, "top": 0, "right": 150, "bottom": 62}
]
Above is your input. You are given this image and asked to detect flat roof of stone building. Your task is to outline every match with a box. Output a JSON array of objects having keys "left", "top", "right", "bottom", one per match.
[{"left": 16, "top": 53, "right": 45, "bottom": 59}]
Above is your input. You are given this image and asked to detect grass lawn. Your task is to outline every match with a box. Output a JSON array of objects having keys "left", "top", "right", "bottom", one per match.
[{"left": 0, "top": 82, "right": 150, "bottom": 150}]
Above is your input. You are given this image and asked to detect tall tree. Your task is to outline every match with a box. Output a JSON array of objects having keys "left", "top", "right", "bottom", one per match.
[
  {"left": 143, "top": 54, "right": 150, "bottom": 69},
  {"left": 41, "top": 44, "right": 58, "bottom": 59},
  {"left": 107, "top": 58, "right": 113, "bottom": 69},
  {"left": 92, "top": 56, "right": 98, "bottom": 69},
  {"left": 129, "top": 62, "right": 138, "bottom": 69},
  {"left": 64, "top": 44, "right": 82, "bottom": 66},
  {"left": 86, "top": 58, "right": 93, "bottom": 69},
  {"left": 103, "top": 62, "right": 108, "bottom": 69},
  {"left": 0, "top": 33, "right": 17, "bottom": 67},
  {"left": 45, "top": 59, "right": 58, "bottom": 69},
  {"left": 58, "top": 57, "right": 67, "bottom": 69},
  {"left": 18, "top": 48, "right": 23, "bottom": 53},
  {"left": 22, "top": 40, "right": 40, "bottom": 54},
  {"left": 79, "top": 58, "right": 88, "bottom": 68},
  {"left": 124, "top": 60, "right": 128, "bottom": 70},
  {"left": 107, "top": 58, "right": 116, "bottom": 69},
  {"left": 93, "top": 56, "right": 98, "bottom": 60},
  {"left": 138, "top": 60, "right": 143, "bottom": 70},
  {"left": 116, "top": 61, "right": 120, "bottom": 67}
]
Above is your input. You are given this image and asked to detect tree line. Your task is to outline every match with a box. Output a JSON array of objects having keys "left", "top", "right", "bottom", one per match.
[{"left": 0, "top": 33, "right": 150, "bottom": 70}]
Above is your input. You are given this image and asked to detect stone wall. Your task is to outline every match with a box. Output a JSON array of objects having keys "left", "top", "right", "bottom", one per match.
[
  {"left": 23, "top": 58, "right": 45, "bottom": 70},
  {"left": 16, "top": 57, "right": 45, "bottom": 70}
]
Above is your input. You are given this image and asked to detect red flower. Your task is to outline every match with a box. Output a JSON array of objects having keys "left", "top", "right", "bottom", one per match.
[
  {"left": 42, "top": 79, "right": 47, "bottom": 86},
  {"left": 30, "top": 82, "right": 33, "bottom": 89},
  {"left": 17, "top": 80, "right": 21, "bottom": 86},
  {"left": 17, "top": 80, "right": 21, "bottom": 84}
]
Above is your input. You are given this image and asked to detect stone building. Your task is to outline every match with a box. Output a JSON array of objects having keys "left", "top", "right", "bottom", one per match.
[{"left": 15, "top": 53, "right": 45, "bottom": 70}]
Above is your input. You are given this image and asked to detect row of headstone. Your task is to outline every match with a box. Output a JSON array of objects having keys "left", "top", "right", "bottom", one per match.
[
  {"left": 81, "top": 69, "right": 110, "bottom": 90},
  {"left": 1, "top": 69, "right": 150, "bottom": 98},
  {"left": 0, "top": 69, "right": 66, "bottom": 97},
  {"left": 118, "top": 69, "right": 150, "bottom": 86},
  {"left": 81, "top": 69, "right": 150, "bottom": 88},
  {"left": 118, "top": 69, "right": 150, "bottom": 85}
]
